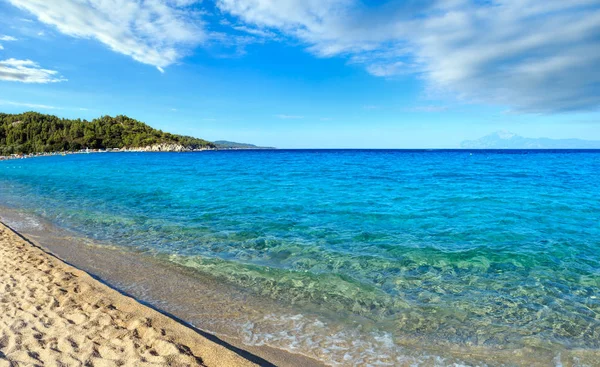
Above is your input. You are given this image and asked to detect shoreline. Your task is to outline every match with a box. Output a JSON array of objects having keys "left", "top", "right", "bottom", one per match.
[
  {"left": 0, "top": 210, "right": 326, "bottom": 367},
  {"left": 0, "top": 148, "right": 213, "bottom": 161},
  {"left": 0, "top": 147, "right": 279, "bottom": 161}
]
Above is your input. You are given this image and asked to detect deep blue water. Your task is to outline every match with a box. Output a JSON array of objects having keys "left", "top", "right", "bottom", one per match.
[{"left": 1, "top": 150, "right": 599, "bottom": 366}]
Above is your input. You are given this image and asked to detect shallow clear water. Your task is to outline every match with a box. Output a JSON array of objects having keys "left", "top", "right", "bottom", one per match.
[{"left": 1, "top": 150, "right": 599, "bottom": 366}]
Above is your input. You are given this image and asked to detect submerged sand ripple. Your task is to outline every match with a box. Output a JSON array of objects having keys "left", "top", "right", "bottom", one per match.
[{"left": 0, "top": 223, "right": 258, "bottom": 367}]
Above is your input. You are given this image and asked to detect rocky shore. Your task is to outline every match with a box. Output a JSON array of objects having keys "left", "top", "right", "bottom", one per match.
[
  {"left": 126, "top": 143, "right": 212, "bottom": 152},
  {"left": 0, "top": 144, "right": 214, "bottom": 161}
]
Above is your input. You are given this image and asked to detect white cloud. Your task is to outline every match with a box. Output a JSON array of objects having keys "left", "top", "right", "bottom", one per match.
[
  {"left": 0, "top": 35, "right": 18, "bottom": 41},
  {"left": 6, "top": 0, "right": 206, "bottom": 70},
  {"left": 0, "top": 45, "right": 3, "bottom": 50},
  {"left": 218, "top": 0, "right": 600, "bottom": 113},
  {"left": 0, "top": 58, "right": 67, "bottom": 83}
]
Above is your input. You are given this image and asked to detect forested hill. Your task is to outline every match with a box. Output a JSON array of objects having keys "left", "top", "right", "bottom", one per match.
[{"left": 0, "top": 112, "right": 215, "bottom": 155}]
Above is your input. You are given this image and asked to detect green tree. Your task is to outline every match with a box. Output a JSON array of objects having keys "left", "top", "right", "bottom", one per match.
[{"left": 0, "top": 112, "right": 215, "bottom": 155}]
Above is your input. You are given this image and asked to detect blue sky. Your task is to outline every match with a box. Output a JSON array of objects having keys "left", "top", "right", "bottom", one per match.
[{"left": 0, "top": 0, "right": 599, "bottom": 148}]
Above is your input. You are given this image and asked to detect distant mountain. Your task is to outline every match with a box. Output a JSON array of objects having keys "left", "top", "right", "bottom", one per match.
[
  {"left": 461, "top": 131, "right": 600, "bottom": 149},
  {"left": 213, "top": 140, "right": 275, "bottom": 149}
]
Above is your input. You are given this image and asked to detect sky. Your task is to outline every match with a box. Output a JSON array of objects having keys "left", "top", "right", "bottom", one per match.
[{"left": 0, "top": 0, "right": 599, "bottom": 148}]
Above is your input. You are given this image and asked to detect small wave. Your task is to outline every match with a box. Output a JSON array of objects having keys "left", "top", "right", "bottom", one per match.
[{"left": 0, "top": 211, "right": 45, "bottom": 231}]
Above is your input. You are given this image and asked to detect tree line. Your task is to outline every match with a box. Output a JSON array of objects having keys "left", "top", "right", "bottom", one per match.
[{"left": 0, "top": 112, "right": 215, "bottom": 155}]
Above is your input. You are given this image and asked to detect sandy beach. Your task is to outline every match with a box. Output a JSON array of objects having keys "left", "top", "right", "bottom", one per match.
[{"left": 0, "top": 222, "right": 259, "bottom": 367}]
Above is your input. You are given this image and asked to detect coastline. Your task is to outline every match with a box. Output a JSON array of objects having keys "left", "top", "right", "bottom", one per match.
[
  {"left": 0, "top": 147, "right": 278, "bottom": 161},
  {"left": 0, "top": 147, "right": 214, "bottom": 161},
  {"left": 0, "top": 211, "right": 326, "bottom": 367}
]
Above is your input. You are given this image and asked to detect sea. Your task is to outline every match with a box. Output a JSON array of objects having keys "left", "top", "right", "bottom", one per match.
[{"left": 0, "top": 150, "right": 599, "bottom": 366}]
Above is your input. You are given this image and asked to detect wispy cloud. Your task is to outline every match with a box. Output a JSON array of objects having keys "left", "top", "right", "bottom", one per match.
[
  {"left": 6, "top": 0, "right": 206, "bottom": 71},
  {"left": 0, "top": 34, "right": 18, "bottom": 50},
  {"left": 0, "top": 100, "right": 90, "bottom": 111},
  {"left": 0, "top": 59, "right": 67, "bottom": 83},
  {"left": 0, "top": 100, "right": 61, "bottom": 110},
  {"left": 365, "top": 62, "right": 406, "bottom": 78},
  {"left": 275, "top": 114, "right": 304, "bottom": 119},
  {"left": 406, "top": 105, "right": 449, "bottom": 113},
  {"left": 206, "top": 25, "right": 279, "bottom": 58},
  {"left": 217, "top": 0, "right": 600, "bottom": 113},
  {"left": 232, "top": 25, "right": 278, "bottom": 40}
]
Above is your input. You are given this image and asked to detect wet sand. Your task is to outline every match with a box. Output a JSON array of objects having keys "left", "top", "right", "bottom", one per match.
[{"left": 0, "top": 222, "right": 265, "bottom": 367}]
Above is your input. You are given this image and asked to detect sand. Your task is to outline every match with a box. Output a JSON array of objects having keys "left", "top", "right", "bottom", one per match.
[{"left": 0, "top": 222, "right": 259, "bottom": 367}]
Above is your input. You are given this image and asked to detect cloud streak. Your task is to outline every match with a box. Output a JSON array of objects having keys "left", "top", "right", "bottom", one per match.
[
  {"left": 0, "top": 99, "right": 61, "bottom": 109},
  {"left": 7, "top": 0, "right": 206, "bottom": 71},
  {"left": 0, "top": 59, "right": 66, "bottom": 83},
  {"left": 217, "top": 0, "right": 600, "bottom": 113},
  {"left": 275, "top": 114, "right": 304, "bottom": 119},
  {"left": 406, "top": 105, "right": 448, "bottom": 113}
]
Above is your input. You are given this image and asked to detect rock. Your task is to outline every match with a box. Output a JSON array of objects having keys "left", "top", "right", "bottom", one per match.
[{"left": 128, "top": 143, "right": 190, "bottom": 152}]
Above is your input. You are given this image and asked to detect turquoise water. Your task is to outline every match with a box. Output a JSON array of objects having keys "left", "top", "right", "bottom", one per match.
[{"left": 1, "top": 150, "right": 599, "bottom": 365}]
